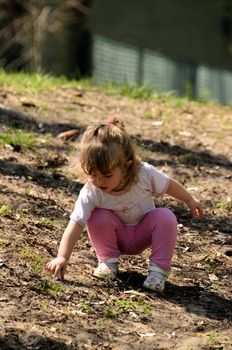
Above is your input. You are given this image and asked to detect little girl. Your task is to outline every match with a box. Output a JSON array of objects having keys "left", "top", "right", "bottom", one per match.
[{"left": 46, "top": 118, "right": 203, "bottom": 293}]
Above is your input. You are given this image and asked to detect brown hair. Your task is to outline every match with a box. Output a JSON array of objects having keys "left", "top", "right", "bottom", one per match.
[{"left": 71, "top": 118, "right": 141, "bottom": 188}]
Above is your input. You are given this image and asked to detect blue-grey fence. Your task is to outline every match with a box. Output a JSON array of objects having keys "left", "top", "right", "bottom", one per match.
[{"left": 93, "top": 34, "right": 232, "bottom": 104}]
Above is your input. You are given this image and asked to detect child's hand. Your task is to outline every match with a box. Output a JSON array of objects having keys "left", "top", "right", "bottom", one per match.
[
  {"left": 186, "top": 197, "right": 203, "bottom": 219},
  {"left": 46, "top": 256, "right": 68, "bottom": 280}
]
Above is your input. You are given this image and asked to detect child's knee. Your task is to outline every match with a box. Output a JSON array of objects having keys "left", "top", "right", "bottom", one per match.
[
  {"left": 164, "top": 208, "right": 177, "bottom": 225},
  {"left": 88, "top": 208, "right": 114, "bottom": 228},
  {"left": 155, "top": 208, "right": 177, "bottom": 229}
]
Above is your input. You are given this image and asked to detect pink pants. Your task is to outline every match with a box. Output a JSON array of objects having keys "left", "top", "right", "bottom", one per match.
[{"left": 87, "top": 208, "right": 177, "bottom": 271}]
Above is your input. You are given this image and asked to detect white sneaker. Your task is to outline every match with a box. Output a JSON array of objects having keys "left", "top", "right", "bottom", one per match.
[
  {"left": 93, "top": 258, "right": 119, "bottom": 279},
  {"left": 143, "top": 263, "right": 169, "bottom": 293}
]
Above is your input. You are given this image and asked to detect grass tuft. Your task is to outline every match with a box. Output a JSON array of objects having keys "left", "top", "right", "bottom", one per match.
[
  {"left": 29, "top": 279, "right": 63, "bottom": 297},
  {"left": 19, "top": 247, "right": 45, "bottom": 274},
  {"left": 0, "top": 204, "right": 12, "bottom": 217},
  {"left": 101, "top": 81, "right": 157, "bottom": 100},
  {"left": 0, "top": 128, "right": 51, "bottom": 150}
]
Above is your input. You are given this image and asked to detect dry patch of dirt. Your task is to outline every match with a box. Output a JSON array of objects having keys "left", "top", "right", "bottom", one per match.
[{"left": 0, "top": 85, "right": 232, "bottom": 349}]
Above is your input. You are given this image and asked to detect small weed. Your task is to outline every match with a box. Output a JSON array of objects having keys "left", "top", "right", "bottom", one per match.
[
  {"left": 198, "top": 254, "right": 219, "bottom": 270},
  {"left": 215, "top": 199, "right": 231, "bottom": 211},
  {"left": 37, "top": 217, "right": 54, "bottom": 229},
  {"left": 207, "top": 330, "right": 223, "bottom": 349},
  {"left": 80, "top": 301, "right": 92, "bottom": 314},
  {"left": 103, "top": 298, "right": 151, "bottom": 319},
  {"left": 116, "top": 299, "right": 135, "bottom": 312},
  {"left": 29, "top": 279, "right": 63, "bottom": 297},
  {"left": 19, "top": 247, "right": 45, "bottom": 274},
  {"left": 138, "top": 300, "right": 152, "bottom": 314},
  {"left": 39, "top": 302, "right": 49, "bottom": 310},
  {"left": 0, "top": 204, "right": 12, "bottom": 217},
  {"left": 103, "top": 305, "right": 117, "bottom": 319}
]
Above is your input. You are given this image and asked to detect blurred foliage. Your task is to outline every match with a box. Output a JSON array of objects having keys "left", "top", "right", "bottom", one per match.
[
  {"left": 212, "top": 0, "right": 232, "bottom": 18},
  {"left": 0, "top": 0, "right": 91, "bottom": 71}
]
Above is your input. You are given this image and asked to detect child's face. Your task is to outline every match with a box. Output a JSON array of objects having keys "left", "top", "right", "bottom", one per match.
[{"left": 88, "top": 167, "right": 125, "bottom": 193}]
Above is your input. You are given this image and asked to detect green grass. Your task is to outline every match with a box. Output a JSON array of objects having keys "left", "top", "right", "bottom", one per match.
[
  {"left": 207, "top": 330, "right": 224, "bottom": 350},
  {"left": 37, "top": 217, "right": 54, "bottom": 229},
  {"left": 19, "top": 247, "right": 45, "bottom": 274},
  {"left": 0, "top": 69, "right": 93, "bottom": 93},
  {"left": 0, "top": 204, "right": 12, "bottom": 217},
  {"left": 0, "top": 129, "right": 38, "bottom": 150},
  {"left": 0, "top": 128, "right": 51, "bottom": 150},
  {"left": 197, "top": 253, "right": 219, "bottom": 270},
  {"left": 75, "top": 297, "right": 152, "bottom": 319},
  {"left": 101, "top": 81, "right": 157, "bottom": 100},
  {"left": 0, "top": 69, "right": 217, "bottom": 105},
  {"left": 214, "top": 199, "right": 231, "bottom": 211},
  {"left": 103, "top": 298, "right": 151, "bottom": 319},
  {"left": 100, "top": 81, "right": 213, "bottom": 105},
  {"left": 29, "top": 279, "right": 63, "bottom": 297}
]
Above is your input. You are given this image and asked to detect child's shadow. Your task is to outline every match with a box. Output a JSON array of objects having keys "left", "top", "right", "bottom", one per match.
[
  {"left": 116, "top": 271, "right": 232, "bottom": 322},
  {"left": 117, "top": 270, "right": 145, "bottom": 289}
]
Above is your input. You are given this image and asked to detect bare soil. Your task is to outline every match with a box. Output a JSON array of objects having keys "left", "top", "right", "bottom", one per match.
[{"left": 0, "top": 85, "right": 232, "bottom": 350}]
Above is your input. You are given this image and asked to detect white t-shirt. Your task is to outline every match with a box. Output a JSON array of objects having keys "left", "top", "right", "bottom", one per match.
[{"left": 70, "top": 162, "right": 169, "bottom": 227}]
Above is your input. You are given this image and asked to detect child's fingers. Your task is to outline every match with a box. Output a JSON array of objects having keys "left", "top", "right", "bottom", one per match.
[
  {"left": 46, "top": 261, "right": 59, "bottom": 278},
  {"left": 53, "top": 265, "right": 61, "bottom": 279},
  {"left": 194, "top": 207, "right": 203, "bottom": 218},
  {"left": 60, "top": 267, "right": 66, "bottom": 280},
  {"left": 45, "top": 261, "right": 54, "bottom": 272}
]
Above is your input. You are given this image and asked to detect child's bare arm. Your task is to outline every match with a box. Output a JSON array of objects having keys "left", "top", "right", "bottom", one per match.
[
  {"left": 165, "top": 178, "right": 203, "bottom": 218},
  {"left": 46, "top": 220, "right": 82, "bottom": 279}
]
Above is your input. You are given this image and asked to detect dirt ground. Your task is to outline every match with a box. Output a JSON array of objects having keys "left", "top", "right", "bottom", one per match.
[{"left": 0, "top": 84, "right": 232, "bottom": 350}]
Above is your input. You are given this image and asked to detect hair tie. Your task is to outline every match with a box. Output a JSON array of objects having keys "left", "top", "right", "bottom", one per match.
[{"left": 107, "top": 118, "right": 119, "bottom": 126}]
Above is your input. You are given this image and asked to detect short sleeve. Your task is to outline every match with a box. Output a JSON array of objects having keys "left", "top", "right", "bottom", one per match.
[
  {"left": 70, "top": 182, "right": 101, "bottom": 226},
  {"left": 142, "top": 162, "right": 169, "bottom": 196}
]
